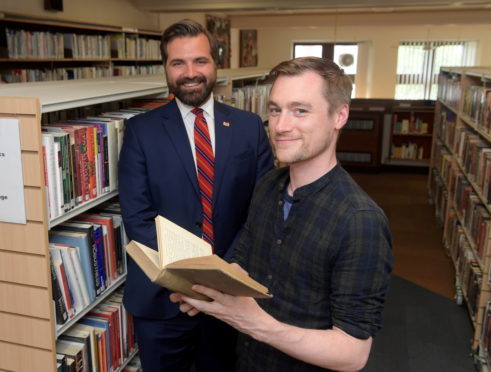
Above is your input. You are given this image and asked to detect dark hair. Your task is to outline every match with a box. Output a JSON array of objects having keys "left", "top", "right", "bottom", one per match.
[
  {"left": 269, "top": 57, "right": 352, "bottom": 114},
  {"left": 160, "top": 19, "right": 219, "bottom": 65}
]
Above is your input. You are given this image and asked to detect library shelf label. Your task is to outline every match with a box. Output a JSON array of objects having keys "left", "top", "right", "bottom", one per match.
[{"left": 0, "top": 118, "right": 26, "bottom": 224}]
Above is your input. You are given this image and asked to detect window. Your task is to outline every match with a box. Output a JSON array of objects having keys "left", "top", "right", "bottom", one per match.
[
  {"left": 396, "top": 41, "right": 477, "bottom": 100},
  {"left": 293, "top": 42, "right": 358, "bottom": 96}
]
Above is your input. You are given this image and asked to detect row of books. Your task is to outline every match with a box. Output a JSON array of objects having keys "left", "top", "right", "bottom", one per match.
[
  {"left": 231, "top": 84, "right": 271, "bottom": 121},
  {"left": 428, "top": 167, "right": 448, "bottom": 226},
  {"left": 390, "top": 142, "right": 426, "bottom": 160},
  {"left": 5, "top": 28, "right": 161, "bottom": 60},
  {"left": 434, "top": 108, "right": 457, "bottom": 149},
  {"left": 55, "top": 287, "right": 137, "bottom": 372},
  {"left": 481, "top": 301, "right": 491, "bottom": 362},
  {"left": 41, "top": 108, "right": 144, "bottom": 219},
  {"left": 344, "top": 119, "right": 374, "bottom": 131},
  {"left": 437, "top": 73, "right": 461, "bottom": 110},
  {"left": 1, "top": 64, "right": 164, "bottom": 83},
  {"left": 445, "top": 211, "right": 482, "bottom": 319},
  {"left": 49, "top": 204, "right": 128, "bottom": 325},
  {"left": 454, "top": 125, "right": 491, "bottom": 204},
  {"left": 462, "top": 85, "right": 491, "bottom": 134},
  {"left": 392, "top": 115, "right": 429, "bottom": 135},
  {"left": 121, "top": 37, "right": 161, "bottom": 60},
  {"left": 452, "top": 174, "right": 490, "bottom": 261}
]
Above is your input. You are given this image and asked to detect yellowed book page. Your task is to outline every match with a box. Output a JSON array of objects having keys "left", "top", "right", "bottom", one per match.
[{"left": 155, "top": 215, "right": 212, "bottom": 267}]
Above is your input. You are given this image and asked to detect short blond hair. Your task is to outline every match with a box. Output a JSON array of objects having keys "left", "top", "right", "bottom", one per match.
[{"left": 269, "top": 57, "right": 352, "bottom": 114}]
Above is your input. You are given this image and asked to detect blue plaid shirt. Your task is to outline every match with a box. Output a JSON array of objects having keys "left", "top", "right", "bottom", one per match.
[{"left": 232, "top": 165, "right": 393, "bottom": 371}]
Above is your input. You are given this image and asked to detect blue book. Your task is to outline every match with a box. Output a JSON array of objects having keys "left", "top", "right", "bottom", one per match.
[
  {"left": 49, "top": 230, "right": 96, "bottom": 302},
  {"left": 92, "top": 224, "right": 107, "bottom": 290},
  {"left": 57, "top": 222, "right": 103, "bottom": 296}
]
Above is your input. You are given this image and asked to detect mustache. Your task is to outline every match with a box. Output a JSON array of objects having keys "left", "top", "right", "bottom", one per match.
[{"left": 176, "top": 76, "right": 206, "bottom": 86}]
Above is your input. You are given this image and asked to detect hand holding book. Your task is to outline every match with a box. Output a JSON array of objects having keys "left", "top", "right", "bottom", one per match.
[{"left": 125, "top": 216, "right": 272, "bottom": 300}]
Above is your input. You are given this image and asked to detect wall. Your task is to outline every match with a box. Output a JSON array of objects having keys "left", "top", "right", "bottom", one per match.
[
  {"left": 230, "top": 9, "right": 491, "bottom": 98},
  {"left": 2, "top": 0, "right": 160, "bottom": 30}
]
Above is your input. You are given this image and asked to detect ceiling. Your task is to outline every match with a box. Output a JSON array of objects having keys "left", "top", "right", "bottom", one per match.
[{"left": 131, "top": 0, "right": 491, "bottom": 14}]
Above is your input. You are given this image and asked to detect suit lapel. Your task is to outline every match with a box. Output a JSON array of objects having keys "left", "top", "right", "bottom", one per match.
[
  {"left": 160, "top": 100, "right": 199, "bottom": 196},
  {"left": 213, "top": 101, "right": 233, "bottom": 207}
]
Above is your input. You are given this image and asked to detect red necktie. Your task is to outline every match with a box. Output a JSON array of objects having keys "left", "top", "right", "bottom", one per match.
[{"left": 192, "top": 107, "right": 215, "bottom": 250}]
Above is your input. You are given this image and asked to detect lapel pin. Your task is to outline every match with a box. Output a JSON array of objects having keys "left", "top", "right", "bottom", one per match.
[{"left": 223, "top": 121, "right": 230, "bottom": 127}]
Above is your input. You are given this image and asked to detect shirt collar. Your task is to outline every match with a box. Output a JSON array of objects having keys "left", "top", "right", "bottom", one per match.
[
  {"left": 175, "top": 93, "right": 215, "bottom": 120},
  {"left": 278, "top": 164, "right": 341, "bottom": 202}
]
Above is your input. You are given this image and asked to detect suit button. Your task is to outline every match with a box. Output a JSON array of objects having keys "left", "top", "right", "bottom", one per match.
[{"left": 195, "top": 221, "right": 202, "bottom": 228}]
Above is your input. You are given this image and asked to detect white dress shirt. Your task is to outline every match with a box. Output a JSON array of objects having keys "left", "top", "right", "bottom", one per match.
[{"left": 175, "top": 93, "right": 216, "bottom": 170}]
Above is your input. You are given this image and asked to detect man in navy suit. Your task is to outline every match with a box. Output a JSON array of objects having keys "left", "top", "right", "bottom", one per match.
[{"left": 118, "top": 19, "right": 274, "bottom": 371}]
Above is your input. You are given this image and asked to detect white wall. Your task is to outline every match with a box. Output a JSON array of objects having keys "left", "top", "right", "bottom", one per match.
[
  {"left": 230, "top": 9, "right": 491, "bottom": 98},
  {"left": 2, "top": 0, "right": 160, "bottom": 30}
]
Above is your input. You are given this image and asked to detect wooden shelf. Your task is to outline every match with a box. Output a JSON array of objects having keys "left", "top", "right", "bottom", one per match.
[
  {"left": 0, "top": 75, "right": 168, "bottom": 113},
  {"left": 430, "top": 67, "right": 491, "bottom": 366}
]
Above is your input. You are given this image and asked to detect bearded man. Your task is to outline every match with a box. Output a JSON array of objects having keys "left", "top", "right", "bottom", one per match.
[{"left": 118, "top": 19, "right": 273, "bottom": 372}]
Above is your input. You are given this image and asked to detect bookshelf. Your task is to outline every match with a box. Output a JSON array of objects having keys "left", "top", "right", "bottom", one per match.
[
  {"left": 0, "top": 75, "right": 168, "bottom": 371},
  {"left": 428, "top": 67, "right": 491, "bottom": 370},
  {"left": 216, "top": 67, "right": 270, "bottom": 121},
  {"left": 0, "top": 11, "right": 163, "bottom": 83},
  {"left": 0, "top": 67, "right": 274, "bottom": 370},
  {"left": 336, "top": 99, "right": 434, "bottom": 169},
  {"left": 385, "top": 101, "right": 435, "bottom": 167},
  {"left": 338, "top": 99, "right": 386, "bottom": 168}
]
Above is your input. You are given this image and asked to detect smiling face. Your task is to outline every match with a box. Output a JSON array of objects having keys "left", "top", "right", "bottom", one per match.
[
  {"left": 164, "top": 34, "right": 217, "bottom": 107},
  {"left": 268, "top": 71, "right": 349, "bottom": 171}
]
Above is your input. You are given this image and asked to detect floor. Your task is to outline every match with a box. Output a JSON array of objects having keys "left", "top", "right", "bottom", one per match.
[
  {"left": 349, "top": 169, "right": 476, "bottom": 371},
  {"left": 351, "top": 169, "right": 456, "bottom": 299}
]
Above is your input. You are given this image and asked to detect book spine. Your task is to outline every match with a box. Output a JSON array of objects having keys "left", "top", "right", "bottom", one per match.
[{"left": 50, "top": 254, "right": 68, "bottom": 324}]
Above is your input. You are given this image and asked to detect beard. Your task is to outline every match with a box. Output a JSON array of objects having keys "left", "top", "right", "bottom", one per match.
[{"left": 167, "top": 75, "right": 216, "bottom": 107}]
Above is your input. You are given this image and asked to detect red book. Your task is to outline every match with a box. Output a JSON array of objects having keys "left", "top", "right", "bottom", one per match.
[{"left": 78, "top": 213, "right": 117, "bottom": 282}]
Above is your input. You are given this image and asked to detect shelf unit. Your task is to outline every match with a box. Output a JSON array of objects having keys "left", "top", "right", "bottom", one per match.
[
  {"left": 428, "top": 67, "right": 491, "bottom": 370},
  {"left": 0, "top": 11, "right": 163, "bottom": 83},
  {"left": 336, "top": 99, "right": 434, "bottom": 169},
  {"left": 216, "top": 67, "right": 270, "bottom": 121},
  {"left": 383, "top": 100, "right": 435, "bottom": 167},
  {"left": 0, "top": 75, "right": 169, "bottom": 371}
]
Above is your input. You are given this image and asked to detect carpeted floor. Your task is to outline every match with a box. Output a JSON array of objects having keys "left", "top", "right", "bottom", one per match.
[
  {"left": 363, "top": 275, "right": 475, "bottom": 371},
  {"left": 349, "top": 170, "right": 476, "bottom": 372}
]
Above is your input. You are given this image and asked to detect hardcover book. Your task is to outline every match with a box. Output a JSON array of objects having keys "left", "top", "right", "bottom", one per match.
[{"left": 125, "top": 216, "right": 272, "bottom": 301}]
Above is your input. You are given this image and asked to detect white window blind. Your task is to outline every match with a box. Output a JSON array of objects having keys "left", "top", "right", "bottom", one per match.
[{"left": 396, "top": 41, "right": 477, "bottom": 100}]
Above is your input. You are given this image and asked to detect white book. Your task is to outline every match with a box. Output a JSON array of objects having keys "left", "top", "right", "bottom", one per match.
[
  {"left": 49, "top": 248, "right": 74, "bottom": 319},
  {"left": 42, "top": 134, "right": 60, "bottom": 219},
  {"left": 68, "top": 245, "right": 91, "bottom": 307},
  {"left": 53, "top": 244, "right": 87, "bottom": 313},
  {"left": 52, "top": 138, "right": 65, "bottom": 215}
]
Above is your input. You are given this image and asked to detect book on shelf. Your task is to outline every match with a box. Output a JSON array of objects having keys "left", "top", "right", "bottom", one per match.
[
  {"left": 125, "top": 215, "right": 272, "bottom": 300},
  {"left": 50, "top": 252, "right": 69, "bottom": 325},
  {"left": 56, "top": 339, "right": 86, "bottom": 372},
  {"left": 59, "top": 327, "right": 93, "bottom": 372},
  {"left": 50, "top": 244, "right": 88, "bottom": 316},
  {"left": 50, "top": 228, "right": 99, "bottom": 301}
]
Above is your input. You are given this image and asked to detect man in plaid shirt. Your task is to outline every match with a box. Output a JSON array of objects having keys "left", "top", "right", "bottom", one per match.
[{"left": 172, "top": 57, "right": 393, "bottom": 371}]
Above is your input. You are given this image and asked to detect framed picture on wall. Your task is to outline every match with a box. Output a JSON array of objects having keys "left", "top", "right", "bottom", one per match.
[
  {"left": 206, "top": 15, "right": 230, "bottom": 69},
  {"left": 240, "top": 29, "right": 258, "bottom": 67}
]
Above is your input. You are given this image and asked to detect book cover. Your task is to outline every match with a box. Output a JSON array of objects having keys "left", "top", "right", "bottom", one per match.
[
  {"left": 50, "top": 230, "right": 97, "bottom": 302},
  {"left": 125, "top": 216, "right": 272, "bottom": 301}
]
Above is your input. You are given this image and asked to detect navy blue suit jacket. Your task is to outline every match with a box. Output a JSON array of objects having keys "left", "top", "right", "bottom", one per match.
[{"left": 119, "top": 99, "right": 274, "bottom": 319}]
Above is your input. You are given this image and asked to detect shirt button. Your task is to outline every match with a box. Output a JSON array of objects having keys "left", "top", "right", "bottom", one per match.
[{"left": 277, "top": 239, "right": 282, "bottom": 245}]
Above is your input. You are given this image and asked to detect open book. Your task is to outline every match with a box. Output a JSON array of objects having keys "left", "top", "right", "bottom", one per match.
[{"left": 125, "top": 216, "right": 272, "bottom": 300}]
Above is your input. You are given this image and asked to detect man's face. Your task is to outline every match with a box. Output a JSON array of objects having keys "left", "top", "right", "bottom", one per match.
[
  {"left": 165, "top": 34, "right": 217, "bottom": 107},
  {"left": 267, "top": 71, "right": 347, "bottom": 166}
]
